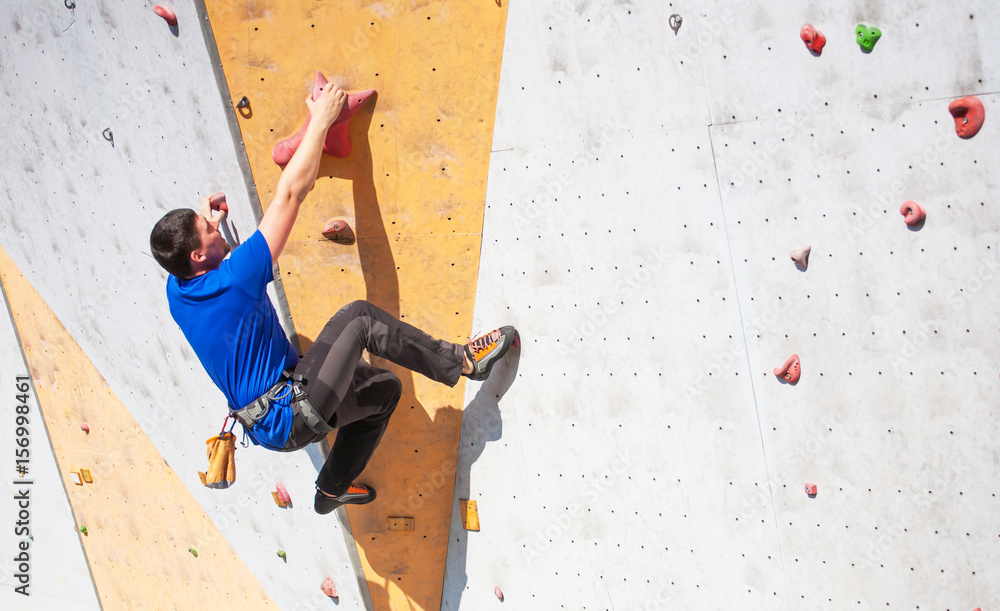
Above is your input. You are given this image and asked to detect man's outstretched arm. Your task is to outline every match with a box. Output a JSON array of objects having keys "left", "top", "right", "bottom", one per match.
[{"left": 258, "top": 82, "right": 347, "bottom": 261}]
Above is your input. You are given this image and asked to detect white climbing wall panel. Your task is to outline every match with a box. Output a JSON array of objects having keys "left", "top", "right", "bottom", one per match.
[
  {"left": 0, "top": 291, "right": 99, "bottom": 610},
  {"left": 447, "top": 1, "right": 1000, "bottom": 610},
  {"left": 0, "top": 1, "right": 367, "bottom": 608}
]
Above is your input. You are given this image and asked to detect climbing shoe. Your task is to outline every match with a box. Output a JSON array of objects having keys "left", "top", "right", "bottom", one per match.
[
  {"left": 464, "top": 326, "right": 518, "bottom": 382},
  {"left": 314, "top": 483, "right": 377, "bottom": 515}
]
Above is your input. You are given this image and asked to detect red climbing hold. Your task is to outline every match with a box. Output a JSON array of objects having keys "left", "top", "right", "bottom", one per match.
[
  {"left": 800, "top": 24, "right": 826, "bottom": 55},
  {"left": 495, "top": 586, "right": 504, "bottom": 602},
  {"left": 805, "top": 483, "right": 818, "bottom": 496},
  {"left": 899, "top": 201, "right": 925, "bottom": 227},
  {"left": 272, "top": 71, "right": 376, "bottom": 166},
  {"left": 948, "top": 96, "right": 985, "bottom": 139},
  {"left": 209, "top": 192, "right": 228, "bottom": 213},
  {"left": 321, "top": 217, "right": 356, "bottom": 244},
  {"left": 275, "top": 483, "right": 291, "bottom": 506},
  {"left": 81, "top": 423, "right": 90, "bottom": 434},
  {"left": 153, "top": 6, "right": 177, "bottom": 27},
  {"left": 320, "top": 578, "right": 338, "bottom": 599},
  {"left": 789, "top": 245, "right": 811, "bottom": 271},
  {"left": 774, "top": 354, "right": 801, "bottom": 385}
]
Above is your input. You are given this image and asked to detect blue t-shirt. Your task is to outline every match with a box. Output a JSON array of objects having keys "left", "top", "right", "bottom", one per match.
[{"left": 166, "top": 230, "right": 298, "bottom": 449}]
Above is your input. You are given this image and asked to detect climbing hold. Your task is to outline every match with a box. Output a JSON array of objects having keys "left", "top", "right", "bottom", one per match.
[
  {"left": 188, "top": 546, "right": 198, "bottom": 557},
  {"left": 899, "top": 201, "right": 925, "bottom": 227},
  {"left": 320, "top": 578, "right": 338, "bottom": 599},
  {"left": 948, "top": 96, "right": 985, "bottom": 139},
  {"left": 81, "top": 423, "right": 90, "bottom": 433},
  {"left": 321, "top": 217, "right": 356, "bottom": 245},
  {"left": 855, "top": 24, "right": 881, "bottom": 53},
  {"left": 80, "top": 468, "right": 93, "bottom": 484},
  {"left": 773, "top": 354, "right": 801, "bottom": 385},
  {"left": 271, "top": 492, "right": 286, "bottom": 508},
  {"left": 154, "top": 6, "right": 178, "bottom": 27},
  {"left": 805, "top": 483, "right": 818, "bottom": 496},
  {"left": 459, "top": 499, "right": 481, "bottom": 531},
  {"left": 79, "top": 525, "right": 87, "bottom": 536},
  {"left": 495, "top": 586, "right": 504, "bottom": 602},
  {"left": 668, "top": 14, "right": 682, "bottom": 33},
  {"left": 209, "top": 192, "right": 228, "bottom": 213},
  {"left": 789, "top": 245, "right": 811, "bottom": 271},
  {"left": 799, "top": 25, "right": 826, "bottom": 55},
  {"left": 275, "top": 483, "right": 291, "bottom": 506},
  {"left": 271, "top": 71, "right": 376, "bottom": 166},
  {"left": 71, "top": 471, "right": 83, "bottom": 486},
  {"left": 28, "top": 534, "right": 33, "bottom": 541},
  {"left": 277, "top": 549, "right": 286, "bottom": 560},
  {"left": 102, "top": 128, "right": 114, "bottom": 143}
]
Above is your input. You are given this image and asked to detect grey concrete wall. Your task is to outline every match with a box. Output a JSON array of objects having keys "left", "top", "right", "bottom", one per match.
[{"left": 446, "top": 1, "right": 1000, "bottom": 609}]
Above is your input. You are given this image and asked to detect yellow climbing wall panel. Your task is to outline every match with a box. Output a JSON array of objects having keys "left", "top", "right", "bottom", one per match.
[
  {"left": 0, "top": 247, "right": 277, "bottom": 610},
  {"left": 203, "top": 2, "right": 508, "bottom": 609}
]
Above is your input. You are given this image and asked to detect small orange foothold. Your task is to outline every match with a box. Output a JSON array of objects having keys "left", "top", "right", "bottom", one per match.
[
  {"left": 495, "top": 586, "right": 504, "bottom": 602},
  {"left": 774, "top": 354, "right": 801, "bottom": 385},
  {"left": 271, "top": 491, "right": 287, "bottom": 508},
  {"left": 321, "top": 578, "right": 338, "bottom": 599},
  {"left": 790, "top": 245, "right": 811, "bottom": 271},
  {"left": 81, "top": 423, "right": 90, "bottom": 433},
  {"left": 899, "top": 201, "right": 925, "bottom": 227},
  {"left": 321, "top": 217, "right": 356, "bottom": 244},
  {"left": 805, "top": 483, "right": 818, "bottom": 496},
  {"left": 153, "top": 6, "right": 177, "bottom": 27}
]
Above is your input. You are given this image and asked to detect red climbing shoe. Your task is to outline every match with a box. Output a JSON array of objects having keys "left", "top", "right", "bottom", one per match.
[
  {"left": 314, "top": 483, "right": 376, "bottom": 514},
  {"left": 465, "top": 326, "right": 518, "bottom": 382}
]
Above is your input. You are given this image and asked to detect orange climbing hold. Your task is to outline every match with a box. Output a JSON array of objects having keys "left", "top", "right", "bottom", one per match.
[
  {"left": 899, "top": 201, "right": 925, "bottom": 227},
  {"left": 948, "top": 96, "right": 985, "bottom": 139},
  {"left": 272, "top": 71, "right": 376, "bottom": 166},
  {"left": 800, "top": 24, "right": 826, "bottom": 56},
  {"left": 153, "top": 6, "right": 177, "bottom": 27},
  {"left": 320, "top": 578, "right": 339, "bottom": 599},
  {"left": 790, "top": 245, "right": 811, "bottom": 271},
  {"left": 774, "top": 354, "right": 801, "bottom": 385}
]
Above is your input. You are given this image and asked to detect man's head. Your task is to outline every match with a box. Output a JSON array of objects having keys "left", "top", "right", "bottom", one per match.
[{"left": 150, "top": 204, "right": 231, "bottom": 279}]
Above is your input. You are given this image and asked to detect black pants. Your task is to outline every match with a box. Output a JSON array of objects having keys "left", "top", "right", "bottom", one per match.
[{"left": 281, "top": 300, "right": 464, "bottom": 495}]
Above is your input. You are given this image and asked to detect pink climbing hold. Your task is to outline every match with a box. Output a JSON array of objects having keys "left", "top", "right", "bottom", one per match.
[
  {"left": 153, "top": 6, "right": 177, "bottom": 27},
  {"left": 320, "top": 578, "right": 338, "bottom": 599},
  {"left": 899, "top": 201, "right": 925, "bottom": 227},
  {"left": 275, "top": 483, "right": 291, "bottom": 506},
  {"left": 800, "top": 24, "right": 826, "bottom": 56},
  {"left": 789, "top": 245, "right": 811, "bottom": 271},
  {"left": 209, "top": 192, "right": 228, "bottom": 213},
  {"left": 805, "top": 483, "right": 818, "bottom": 496},
  {"left": 321, "top": 217, "right": 356, "bottom": 244},
  {"left": 948, "top": 96, "right": 985, "bottom": 139},
  {"left": 81, "top": 423, "right": 90, "bottom": 434},
  {"left": 272, "top": 71, "right": 377, "bottom": 166},
  {"left": 495, "top": 586, "right": 504, "bottom": 602},
  {"left": 774, "top": 354, "right": 801, "bottom": 385}
]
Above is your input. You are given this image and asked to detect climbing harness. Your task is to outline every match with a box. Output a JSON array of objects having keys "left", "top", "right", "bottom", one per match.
[{"left": 229, "top": 371, "right": 334, "bottom": 436}]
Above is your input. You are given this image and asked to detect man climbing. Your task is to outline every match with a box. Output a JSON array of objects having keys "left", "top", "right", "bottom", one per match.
[{"left": 149, "top": 80, "right": 517, "bottom": 514}]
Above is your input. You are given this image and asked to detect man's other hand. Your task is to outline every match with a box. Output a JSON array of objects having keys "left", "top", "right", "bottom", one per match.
[{"left": 306, "top": 82, "right": 347, "bottom": 130}]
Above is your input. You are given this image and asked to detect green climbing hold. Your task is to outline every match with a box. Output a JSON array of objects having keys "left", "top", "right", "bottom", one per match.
[
  {"left": 28, "top": 534, "right": 33, "bottom": 541},
  {"left": 79, "top": 525, "right": 87, "bottom": 536},
  {"left": 188, "top": 546, "right": 198, "bottom": 557},
  {"left": 856, "top": 24, "right": 881, "bottom": 53},
  {"left": 277, "top": 549, "right": 287, "bottom": 560}
]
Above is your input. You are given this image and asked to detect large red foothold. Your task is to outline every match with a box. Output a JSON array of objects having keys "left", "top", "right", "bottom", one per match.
[
  {"left": 948, "top": 96, "right": 985, "bottom": 139},
  {"left": 800, "top": 24, "right": 826, "bottom": 55},
  {"left": 321, "top": 217, "right": 356, "bottom": 244},
  {"left": 272, "top": 71, "right": 376, "bottom": 166},
  {"left": 275, "top": 483, "right": 291, "bottom": 506},
  {"left": 153, "top": 6, "right": 177, "bottom": 27},
  {"left": 774, "top": 354, "right": 801, "bottom": 385},
  {"left": 899, "top": 201, "right": 925, "bottom": 227},
  {"left": 320, "top": 578, "right": 338, "bottom": 599},
  {"left": 805, "top": 483, "right": 818, "bottom": 496},
  {"left": 790, "top": 245, "right": 811, "bottom": 271}
]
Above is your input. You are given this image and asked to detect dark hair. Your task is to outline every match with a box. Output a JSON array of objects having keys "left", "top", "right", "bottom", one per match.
[{"left": 150, "top": 209, "right": 201, "bottom": 278}]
